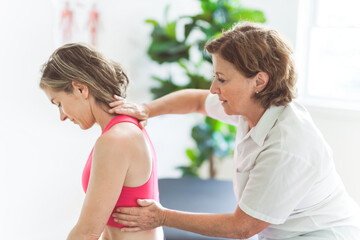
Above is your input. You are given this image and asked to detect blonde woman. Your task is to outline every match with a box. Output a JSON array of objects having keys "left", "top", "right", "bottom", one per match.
[{"left": 40, "top": 43, "right": 164, "bottom": 240}]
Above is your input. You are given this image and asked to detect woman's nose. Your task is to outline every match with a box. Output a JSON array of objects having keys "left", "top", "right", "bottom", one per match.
[
  {"left": 59, "top": 108, "right": 68, "bottom": 121},
  {"left": 209, "top": 80, "right": 219, "bottom": 94}
]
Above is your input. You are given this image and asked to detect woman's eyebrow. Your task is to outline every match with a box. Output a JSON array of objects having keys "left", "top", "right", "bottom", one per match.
[{"left": 215, "top": 72, "right": 225, "bottom": 76}]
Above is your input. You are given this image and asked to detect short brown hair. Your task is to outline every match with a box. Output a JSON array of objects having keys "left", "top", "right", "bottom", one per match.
[
  {"left": 40, "top": 43, "right": 129, "bottom": 106},
  {"left": 205, "top": 22, "right": 297, "bottom": 109}
]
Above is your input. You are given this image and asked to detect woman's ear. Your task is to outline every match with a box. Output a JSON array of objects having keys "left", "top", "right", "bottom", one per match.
[
  {"left": 254, "top": 72, "right": 269, "bottom": 93},
  {"left": 72, "top": 81, "right": 89, "bottom": 99}
]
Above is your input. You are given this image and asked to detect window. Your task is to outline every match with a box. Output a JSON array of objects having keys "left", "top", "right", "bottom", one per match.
[{"left": 296, "top": 0, "right": 360, "bottom": 110}]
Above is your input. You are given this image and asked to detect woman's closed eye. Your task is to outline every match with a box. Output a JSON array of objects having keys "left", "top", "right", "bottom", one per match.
[
  {"left": 217, "top": 77, "right": 226, "bottom": 83},
  {"left": 213, "top": 75, "right": 226, "bottom": 83}
]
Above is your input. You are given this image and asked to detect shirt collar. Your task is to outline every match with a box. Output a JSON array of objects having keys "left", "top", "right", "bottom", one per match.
[{"left": 250, "top": 105, "right": 286, "bottom": 146}]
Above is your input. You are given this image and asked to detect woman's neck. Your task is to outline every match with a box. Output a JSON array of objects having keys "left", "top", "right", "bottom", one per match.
[
  {"left": 243, "top": 105, "right": 266, "bottom": 130},
  {"left": 90, "top": 97, "right": 115, "bottom": 132}
]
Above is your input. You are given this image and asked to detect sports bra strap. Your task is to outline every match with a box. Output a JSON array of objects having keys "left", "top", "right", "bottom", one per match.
[{"left": 102, "top": 115, "right": 140, "bottom": 135}]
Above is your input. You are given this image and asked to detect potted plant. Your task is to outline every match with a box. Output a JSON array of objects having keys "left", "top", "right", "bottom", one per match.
[{"left": 146, "top": 0, "right": 266, "bottom": 178}]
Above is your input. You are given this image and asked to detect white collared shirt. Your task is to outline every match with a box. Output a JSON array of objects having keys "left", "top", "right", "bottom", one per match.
[{"left": 205, "top": 93, "right": 360, "bottom": 239}]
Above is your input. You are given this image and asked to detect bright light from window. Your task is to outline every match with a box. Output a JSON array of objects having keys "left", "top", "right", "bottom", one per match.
[
  {"left": 307, "top": 28, "right": 360, "bottom": 101},
  {"left": 298, "top": 0, "right": 360, "bottom": 108},
  {"left": 316, "top": 0, "right": 360, "bottom": 27}
]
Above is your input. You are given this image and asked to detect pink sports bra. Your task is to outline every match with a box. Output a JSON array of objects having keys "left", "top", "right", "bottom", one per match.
[{"left": 82, "top": 115, "right": 159, "bottom": 227}]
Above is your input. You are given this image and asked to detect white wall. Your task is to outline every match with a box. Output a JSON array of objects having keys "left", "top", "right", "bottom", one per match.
[
  {"left": 0, "top": 0, "right": 199, "bottom": 238},
  {"left": 1, "top": 0, "right": 359, "bottom": 239}
]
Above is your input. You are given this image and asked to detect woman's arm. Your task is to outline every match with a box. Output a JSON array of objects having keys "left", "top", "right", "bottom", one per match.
[
  {"left": 109, "top": 89, "right": 210, "bottom": 120},
  {"left": 114, "top": 200, "right": 269, "bottom": 239},
  {"left": 144, "top": 89, "right": 210, "bottom": 117},
  {"left": 67, "top": 123, "right": 140, "bottom": 240},
  {"left": 164, "top": 204, "right": 270, "bottom": 239}
]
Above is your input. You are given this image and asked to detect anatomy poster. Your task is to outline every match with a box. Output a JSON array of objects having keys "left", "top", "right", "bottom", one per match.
[{"left": 53, "top": 0, "right": 100, "bottom": 47}]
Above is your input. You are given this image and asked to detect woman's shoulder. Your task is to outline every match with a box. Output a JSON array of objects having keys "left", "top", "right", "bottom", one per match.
[
  {"left": 95, "top": 122, "right": 144, "bottom": 156},
  {"left": 105, "top": 120, "right": 142, "bottom": 137}
]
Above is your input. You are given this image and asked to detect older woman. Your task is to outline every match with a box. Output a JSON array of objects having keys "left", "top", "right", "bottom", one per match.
[
  {"left": 109, "top": 22, "right": 360, "bottom": 239},
  {"left": 40, "top": 43, "right": 164, "bottom": 240}
]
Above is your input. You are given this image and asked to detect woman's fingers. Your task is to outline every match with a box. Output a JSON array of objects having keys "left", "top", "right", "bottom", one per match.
[
  {"left": 139, "top": 120, "right": 148, "bottom": 129},
  {"left": 115, "top": 206, "right": 141, "bottom": 215},
  {"left": 115, "top": 219, "right": 139, "bottom": 227},
  {"left": 112, "top": 200, "right": 165, "bottom": 230},
  {"left": 108, "top": 95, "right": 149, "bottom": 121},
  {"left": 113, "top": 94, "right": 123, "bottom": 100},
  {"left": 112, "top": 209, "right": 144, "bottom": 228},
  {"left": 112, "top": 212, "right": 140, "bottom": 223},
  {"left": 112, "top": 213, "right": 139, "bottom": 221},
  {"left": 112, "top": 211, "right": 151, "bottom": 230},
  {"left": 109, "top": 95, "right": 125, "bottom": 106}
]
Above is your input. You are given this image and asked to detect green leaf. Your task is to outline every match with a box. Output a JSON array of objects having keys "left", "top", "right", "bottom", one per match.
[
  {"left": 147, "top": 40, "right": 190, "bottom": 63},
  {"left": 185, "top": 73, "right": 211, "bottom": 90},
  {"left": 185, "top": 148, "right": 198, "bottom": 163},
  {"left": 150, "top": 75, "right": 184, "bottom": 98},
  {"left": 232, "top": 9, "right": 266, "bottom": 23},
  {"left": 191, "top": 13, "right": 213, "bottom": 23},
  {"left": 177, "top": 59, "right": 190, "bottom": 72},
  {"left": 201, "top": 0, "right": 218, "bottom": 14},
  {"left": 164, "top": 4, "right": 170, "bottom": 23},
  {"left": 145, "top": 19, "right": 159, "bottom": 27},
  {"left": 184, "top": 21, "right": 196, "bottom": 40},
  {"left": 164, "top": 21, "right": 177, "bottom": 39}
]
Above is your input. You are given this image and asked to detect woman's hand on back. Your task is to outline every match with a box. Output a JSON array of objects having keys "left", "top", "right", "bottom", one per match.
[
  {"left": 109, "top": 95, "right": 149, "bottom": 128},
  {"left": 112, "top": 199, "right": 167, "bottom": 232}
]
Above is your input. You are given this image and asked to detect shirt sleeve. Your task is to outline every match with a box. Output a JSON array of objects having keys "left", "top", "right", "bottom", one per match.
[
  {"left": 204, "top": 93, "right": 240, "bottom": 126},
  {"left": 237, "top": 149, "right": 319, "bottom": 224}
]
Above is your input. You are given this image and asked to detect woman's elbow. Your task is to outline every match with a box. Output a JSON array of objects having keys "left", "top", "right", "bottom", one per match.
[
  {"left": 67, "top": 232, "right": 101, "bottom": 240},
  {"left": 228, "top": 217, "right": 267, "bottom": 239},
  {"left": 67, "top": 225, "right": 102, "bottom": 240},
  {"left": 228, "top": 229, "right": 253, "bottom": 239},
  {"left": 85, "top": 233, "right": 102, "bottom": 240}
]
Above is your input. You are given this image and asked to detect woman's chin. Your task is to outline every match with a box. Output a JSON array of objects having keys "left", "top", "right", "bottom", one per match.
[
  {"left": 79, "top": 122, "right": 95, "bottom": 130},
  {"left": 77, "top": 123, "right": 88, "bottom": 130},
  {"left": 222, "top": 106, "right": 234, "bottom": 115}
]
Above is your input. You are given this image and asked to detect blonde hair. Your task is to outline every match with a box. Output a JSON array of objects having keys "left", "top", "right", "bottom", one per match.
[
  {"left": 40, "top": 43, "right": 129, "bottom": 106},
  {"left": 205, "top": 22, "right": 297, "bottom": 109}
]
